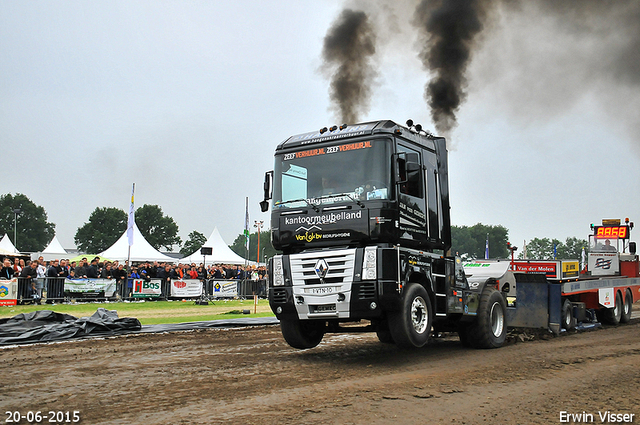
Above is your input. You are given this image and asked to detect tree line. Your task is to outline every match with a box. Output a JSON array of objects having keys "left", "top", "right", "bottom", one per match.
[{"left": 0, "top": 193, "right": 587, "bottom": 261}]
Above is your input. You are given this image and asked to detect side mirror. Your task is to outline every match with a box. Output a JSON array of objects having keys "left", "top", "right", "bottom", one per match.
[
  {"left": 260, "top": 171, "right": 273, "bottom": 212},
  {"left": 396, "top": 152, "right": 420, "bottom": 184}
]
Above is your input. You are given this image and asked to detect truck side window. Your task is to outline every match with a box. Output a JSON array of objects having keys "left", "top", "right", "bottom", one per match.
[{"left": 398, "top": 146, "right": 423, "bottom": 198}]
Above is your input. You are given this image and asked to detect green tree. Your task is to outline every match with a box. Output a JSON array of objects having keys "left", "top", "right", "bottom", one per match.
[
  {"left": 75, "top": 207, "right": 127, "bottom": 253},
  {"left": 0, "top": 193, "right": 55, "bottom": 252},
  {"left": 230, "top": 230, "right": 278, "bottom": 263},
  {"left": 520, "top": 237, "right": 587, "bottom": 260},
  {"left": 451, "top": 223, "right": 509, "bottom": 259},
  {"left": 180, "top": 230, "right": 207, "bottom": 256},
  {"left": 135, "top": 204, "right": 181, "bottom": 251}
]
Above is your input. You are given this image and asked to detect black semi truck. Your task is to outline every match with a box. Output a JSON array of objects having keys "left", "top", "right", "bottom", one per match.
[{"left": 260, "top": 120, "right": 507, "bottom": 349}]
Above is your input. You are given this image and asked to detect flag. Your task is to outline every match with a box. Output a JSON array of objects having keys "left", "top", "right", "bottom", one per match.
[
  {"left": 553, "top": 243, "right": 557, "bottom": 260},
  {"left": 484, "top": 233, "right": 489, "bottom": 259},
  {"left": 127, "top": 183, "right": 135, "bottom": 246},
  {"left": 523, "top": 240, "right": 527, "bottom": 259},
  {"left": 581, "top": 246, "right": 586, "bottom": 271},
  {"left": 244, "top": 197, "right": 250, "bottom": 251}
]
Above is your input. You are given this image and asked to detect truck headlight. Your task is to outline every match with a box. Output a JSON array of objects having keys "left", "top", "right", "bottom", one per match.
[
  {"left": 273, "top": 255, "right": 285, "bottom": 286},
  {"left": 362, "top": 247, "right": 377, "bottom": 280}
]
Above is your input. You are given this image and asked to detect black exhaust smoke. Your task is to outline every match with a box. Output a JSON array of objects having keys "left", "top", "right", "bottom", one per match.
[
  {"left": 413, "top": 0, "right": 493, "bottom": 135},
  {"left": 321, "top": 9, "right": 377, "bottom": 125}
]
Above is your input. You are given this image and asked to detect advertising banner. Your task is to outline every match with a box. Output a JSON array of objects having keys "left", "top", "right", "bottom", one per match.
[
  {"left": 561, "top": 261, "right": 580, "bottom": 278},
  {"left": 511, "top": 261, "right": 559, "bottom": 279},
  {"left": 64, "top": 279, "right": 116, "bottom": 296},
  {"left": 0, "top": 278, "right": 18, "bottom": 306},
  {"left": 170, "top": 279, "right": 203, "bottom": 298},
  {"left": 211, "top": 280, "right": 238, "bottom": 298},
  {"left": 588, "top": 252, "right": 619, "bottom": 276},
  {"left": 132, "top": 279, "right": 162, "bottom": 298}
]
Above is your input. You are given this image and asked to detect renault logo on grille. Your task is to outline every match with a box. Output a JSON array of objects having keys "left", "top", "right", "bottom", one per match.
[{"left": 314, "top": 259, "right": 329, "bottom": 279}]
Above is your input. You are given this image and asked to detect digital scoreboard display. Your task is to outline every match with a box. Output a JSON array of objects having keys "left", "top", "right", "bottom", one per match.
[{"left": 593, "top": 225, "right": 629, "bottom": 239}]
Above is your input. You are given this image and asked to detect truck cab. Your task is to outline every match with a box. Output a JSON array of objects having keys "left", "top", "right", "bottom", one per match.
[{"left": 261, "top": 120, "right": 506, "bottom": 349}]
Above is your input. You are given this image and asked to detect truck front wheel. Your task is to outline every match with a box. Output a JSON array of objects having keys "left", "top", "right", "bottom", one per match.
[
  {"left": 280, "top": 319, "right": 325, "bottom": 349},
  {"left": 468, "top": 288, "right": 507, "bottom": 349},
  {"left": 388, "top": 283, "right": 432, "bottom": 348}
]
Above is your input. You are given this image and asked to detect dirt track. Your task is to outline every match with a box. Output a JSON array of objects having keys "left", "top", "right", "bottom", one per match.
[{"left": 2, "top": 315, "right": 640, "bottom": 425}]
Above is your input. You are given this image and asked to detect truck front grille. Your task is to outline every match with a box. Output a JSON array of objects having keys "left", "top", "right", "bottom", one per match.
[{"left": 289, "top": 249, "right": 356, "bottom": 286}]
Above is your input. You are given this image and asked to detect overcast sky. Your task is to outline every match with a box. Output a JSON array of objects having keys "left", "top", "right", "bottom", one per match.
[{"left": 1, "top": 1, "right": 639, "bottom": 254}]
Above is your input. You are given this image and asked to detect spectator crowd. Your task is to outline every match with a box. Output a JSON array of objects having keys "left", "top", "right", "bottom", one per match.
[{"left": 0, "top": 255, "right": 268, "bottom": 300}]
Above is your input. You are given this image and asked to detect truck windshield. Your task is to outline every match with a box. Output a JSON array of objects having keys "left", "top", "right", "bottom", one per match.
[{"left": 273, "top": 139, "right": 391, "bottom": 208}]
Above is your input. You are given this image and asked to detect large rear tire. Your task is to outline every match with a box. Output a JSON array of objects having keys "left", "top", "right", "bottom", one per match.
[
  {"left": 620, "top": 289, "right": 633, "bottom": 323},
  {"left": 280, "top": 319, "right": 325, "bottom": 349},
  {"left": 600, "top": 291, "right": 623, "bottom": 325},
  {"left": 562, "top": 299, "right": 576, "bottom": 331},
  {"left": 467, "top": 288, "right": 507, "bottom": 349},
  {"left": 388, "top": 283, "right": 432, "bottom": 348}
]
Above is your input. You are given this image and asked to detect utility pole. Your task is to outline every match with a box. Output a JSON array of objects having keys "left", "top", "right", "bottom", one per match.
[{"left": 254, "top": 220, "right": 264, "bottom": 263}]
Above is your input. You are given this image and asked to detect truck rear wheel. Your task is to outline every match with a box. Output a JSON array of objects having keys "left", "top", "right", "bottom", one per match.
[
  {"left": 620, "top": 289, "right": 633, "bottom": 323},
  {"left": 468, "top": 288, "right": 507, "bottom": 349},
  {"left": 280, "top": 319, "right": 325, "bottom": 349},
  {"left": 562, "top": 299, "right": 576, "bottom": 331},
  {"left": 388, "top": 283, "right": 432, "bottom": 348},
  {"left": 600, "top": 291, "right": 623, "bottom": 325}
]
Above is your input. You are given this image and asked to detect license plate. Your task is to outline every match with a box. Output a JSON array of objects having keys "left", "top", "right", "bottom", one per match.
[
  {"left": 306, "top": 286, "right": 335, "bottom": 295},
  {"left": 314, "top": 304, "right": 336, "bottom": 313}
]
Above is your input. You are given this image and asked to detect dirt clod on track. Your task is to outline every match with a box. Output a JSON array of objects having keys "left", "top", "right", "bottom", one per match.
[{"left": 2, "top": 317, "right": 639, "bottom": 424}]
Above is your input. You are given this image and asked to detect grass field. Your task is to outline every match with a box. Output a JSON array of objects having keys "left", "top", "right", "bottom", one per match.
[{"left": 0, "top": 299, "right": 275, "bottom": 325}]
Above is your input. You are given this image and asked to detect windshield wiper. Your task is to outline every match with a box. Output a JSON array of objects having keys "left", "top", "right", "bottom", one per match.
[
  {"left": 274, "top": 198, "right": 319, "bottom": 212},
  {"left": 316, "top": 192, "right": 364, "bottom": 208}
]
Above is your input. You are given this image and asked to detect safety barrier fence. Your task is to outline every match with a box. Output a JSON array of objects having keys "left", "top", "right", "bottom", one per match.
[{"left": 0, "top": 277, "right": 267, "bottom": 305}]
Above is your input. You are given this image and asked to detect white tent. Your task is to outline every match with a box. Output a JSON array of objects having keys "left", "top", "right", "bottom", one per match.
[
  {"left": 0, "top": 233, "right": 19, "bottom": 254},
  {"left": 98, "top": 223, "right": 176, "bottom": 262},
  {"left": 180, "top": 227, "right": 249, "bottom": 265},
  {"left": 31, "top": 235, "right": 68, "bottom": 261}
]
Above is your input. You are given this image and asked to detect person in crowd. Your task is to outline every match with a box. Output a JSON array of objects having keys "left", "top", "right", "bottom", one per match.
[
  {"left": 57, "top": 259, "right": 69, "bottom": 278},
  {"left": 127, "top": 266, "right": 140, "bottom": 297},
  {"left": 20, "top": 260, "right": 39, "bottom": 303},
  {"left": 47, "top": 260, "right": 59, "bottom": 279},
  {"left": 75, "top": 260, "right": 87, "bottom": 278},
  {"left": 69, "top": 261, "right": 76, "bottom": 274},
  {"left": 113, "top": 263, "right": 127, "bottom": 298},
  {"left": 197, "top": 265, "right": 207, "bottom": 280},
  {"left": 212, "top": 265, "right": 224, "bottom": 279},
  {"left": 187, "top": 266, "right": 198, "bottom": 279},
  {"left": 36, "top": 257, "right": 47, "bottom": 278},
  {"left": 86, "top": 258, "right": 99, "bottom": 278},
  {"left": 35, "top": 258, "right": 47, "bottom": 298},
  {"left": 148, "top": 262, "right": 158, "bottom": 279},
  {"left": 13, "top": 259, "right": 23, "bottom": 275},
  {"left": 67, "top": 270, "right": 77, "bottom": 279},
  {"left": 138, "top": 263, "right": 151, "bottom": 282},
  {"left": 1, "top": 258, "right": 14, "bottom": 280},
  {"left": 100, "top": 262, "right": 114, "bottom": 279}
]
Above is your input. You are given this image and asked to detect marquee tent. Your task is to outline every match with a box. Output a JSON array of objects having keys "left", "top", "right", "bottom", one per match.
[
  {"left": 98, "top": 223, "right": 176, "bottom": 262},
  {"left": 180, "top": 227, "right": 249, "bottom": 265},
  {"left": 31, "top": 235, "right": 68, "bottom": 261},
  {"left": 0, "top": 234, "right": 19, "bottom": 254}
]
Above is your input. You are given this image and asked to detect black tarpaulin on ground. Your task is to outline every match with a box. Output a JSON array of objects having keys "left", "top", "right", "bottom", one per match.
[
  {"left": 0, "top": 308, "right": 142, "bottom": 346},
  {"left": 138, "top": 317, "right": 280, "bottom": 333}
]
